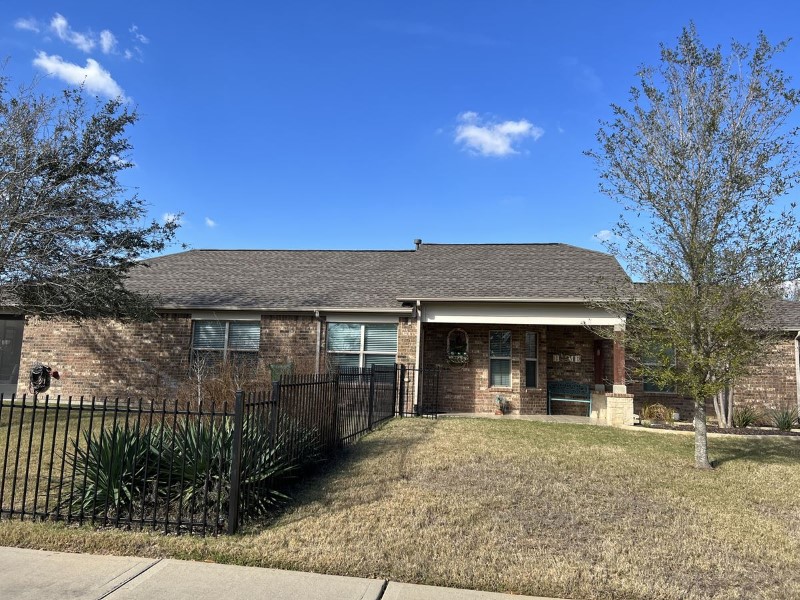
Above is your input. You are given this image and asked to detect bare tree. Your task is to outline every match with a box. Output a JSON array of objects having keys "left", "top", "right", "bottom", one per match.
[
  {"left": 0, "top": 75, "right": 178, "bottom": 319},
  {"left": 588, "top": 25, "right": 800, "bottom": 468}
]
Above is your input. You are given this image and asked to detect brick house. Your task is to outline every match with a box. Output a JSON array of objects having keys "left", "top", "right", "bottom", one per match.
[{"left": 1, "top": 241, "right": 799, "bottom": 424}]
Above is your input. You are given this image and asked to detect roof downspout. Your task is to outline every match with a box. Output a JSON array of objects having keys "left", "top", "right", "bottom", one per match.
[
  {"left": 315, "top": 310, "right": 321, "bottom": 375},
  {"left": 795, "top": 331, "right": 800, "bottom": 416},
  {"left": 413, "top": 300, "right": 422, "bottom": 411}
]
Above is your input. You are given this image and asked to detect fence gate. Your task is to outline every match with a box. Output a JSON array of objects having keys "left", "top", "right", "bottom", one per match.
[{"left": 397, "top": 366, "right": 441, "bottom": 417}]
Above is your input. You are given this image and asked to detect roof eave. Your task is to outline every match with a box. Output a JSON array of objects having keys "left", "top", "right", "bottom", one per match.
[
  {"left": 397, "top": 296, "right": 618, "bottom": 304},
  {"left": 155, "top": 304, "right": 413, "bottom": 314}
]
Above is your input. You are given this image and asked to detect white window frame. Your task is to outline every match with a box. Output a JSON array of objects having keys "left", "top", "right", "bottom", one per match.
[
  {"left": 525, "top": 331, "right": 538, "bottom": 389},
  {"left": 191, "top": 320, "right": 261, "bottom": 365},
  {"left": 489, "top": 330, "right": 512, "bottom": 389},
  {"left": 327, "top": 323, "right": 397, "bottom": 368}
]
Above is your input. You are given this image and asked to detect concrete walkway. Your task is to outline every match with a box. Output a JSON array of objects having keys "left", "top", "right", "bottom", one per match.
[
  {"left": 441, "top": 412, "right": 597, "bottom": 425},
  {"left": 0, "top": 547, "right": 566, "bottom": 600}
]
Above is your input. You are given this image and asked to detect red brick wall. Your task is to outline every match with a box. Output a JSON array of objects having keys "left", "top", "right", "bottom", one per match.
[
  {"left": 397, "top": 317, "right": 418, "bottom": 368},
  {"left": 422, "top": 323, "right": 548, "bottom": 414},
  {"left": 544, "top": 326, "right": 607, "bottom": 416},
  {"left": 261, "top": 315, "right": 319, "bottom": 373},
  {"left": 17, "top": 314, "right": 192, "bottom": 398},
  {"left": 628, "top": 335, "right": 799, "bottom": 420}
]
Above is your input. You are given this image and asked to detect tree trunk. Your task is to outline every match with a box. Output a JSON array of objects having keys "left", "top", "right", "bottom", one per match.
[
  {"left": 713, "top": 386, "right": 733, "bottom": 428},
  {"left": 694, "top": 401, "right": 713, "bottom": 469},
  {"left": 727, "top": 386, "right": 734, "bottom": 428}
]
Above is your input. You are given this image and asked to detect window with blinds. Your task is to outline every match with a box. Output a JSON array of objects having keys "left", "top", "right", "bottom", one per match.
[
  {"left": 525, "top": 332, "right": 538, "bottom": 388},
  {"left": 489, "top": 330, "right": 511, "bottom": 388},
  {"left": 191, "top": 320, "right": 260, "bottom": 368},
  {"left": 327, "top": 322, "right": 397, "bottom": 369}
]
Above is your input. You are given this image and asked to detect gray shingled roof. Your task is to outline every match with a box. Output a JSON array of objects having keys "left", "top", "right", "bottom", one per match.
[
  {"left": 764, "top": 299, "right": 800, "bottom": 331},
  {"left": 124, "top": 243, "right": 631, "bottom": 311}
]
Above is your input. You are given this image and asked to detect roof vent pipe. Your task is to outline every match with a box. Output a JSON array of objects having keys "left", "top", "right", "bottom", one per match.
[{"left": 414, "top": 239, "right": 422, "bottom": 250}]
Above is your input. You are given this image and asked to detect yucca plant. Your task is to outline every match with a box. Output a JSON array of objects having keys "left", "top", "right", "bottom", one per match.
[
  {"left": 157, "top": 414, "right": 323, "bottom": 518},
  {"left": 62, "top": 423, "right": 155, "bottom": 518},
  {"left": 732, "top": 405, "right": 760, "bottom": 428},
  {"left": 151, "top": 418, "right": 232, "bottom": 510},
  {"left": 770, "top": 407, "right": 798, "bottom": 432}
]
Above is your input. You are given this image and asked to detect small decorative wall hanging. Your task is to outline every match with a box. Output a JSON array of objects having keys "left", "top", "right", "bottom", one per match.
[{"left": 447, "top": 328, "right": 469, "bottom": 365}]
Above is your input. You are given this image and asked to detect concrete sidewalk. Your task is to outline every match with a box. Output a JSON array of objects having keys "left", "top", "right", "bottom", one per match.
[{"left": 0, "top": 546, "right": 565, "bottom": 600}]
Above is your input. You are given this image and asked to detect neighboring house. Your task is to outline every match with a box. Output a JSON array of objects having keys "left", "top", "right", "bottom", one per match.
[{"left": 1, "top": 241, "right": 798, "bottom": 423}]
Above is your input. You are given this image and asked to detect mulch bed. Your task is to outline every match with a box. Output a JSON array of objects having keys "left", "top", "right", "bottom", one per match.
[{"left": 647, "top": 423, "right": 800, "bottom": 437}]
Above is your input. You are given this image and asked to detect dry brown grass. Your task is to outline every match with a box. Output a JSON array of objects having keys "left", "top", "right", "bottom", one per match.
[{"left": 2, "top": 418, "right": 800, "bottom": 599}]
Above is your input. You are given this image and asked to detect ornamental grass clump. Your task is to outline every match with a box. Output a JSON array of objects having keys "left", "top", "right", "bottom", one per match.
[
  {"left": 641, "top": 403, "right": 674, "bottom": 423},
  {"left": 770, "top": 407, "right": 798, "bottom": 432},
  {"left": 732, "top": 406, "right": 761, "bottom": 429}
]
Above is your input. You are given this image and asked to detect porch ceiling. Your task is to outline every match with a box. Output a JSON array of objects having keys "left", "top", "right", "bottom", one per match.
[{"left": 420, "top": 301, "right": 624, "bottom": 326}]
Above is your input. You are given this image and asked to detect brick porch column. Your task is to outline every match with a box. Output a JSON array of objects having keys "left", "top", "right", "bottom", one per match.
[{"left": 612, "top": 324, "right": 627, "bottom": 395}]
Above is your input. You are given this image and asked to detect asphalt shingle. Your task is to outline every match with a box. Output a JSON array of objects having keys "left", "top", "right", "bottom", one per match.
[{"left": 125, "top": 243, "right": 631, "bottom": 310}]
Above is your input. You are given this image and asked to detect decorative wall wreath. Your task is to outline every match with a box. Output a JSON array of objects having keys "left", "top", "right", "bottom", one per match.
[{"left": 447, "top": 328, "right": 469, "bottom": 365}]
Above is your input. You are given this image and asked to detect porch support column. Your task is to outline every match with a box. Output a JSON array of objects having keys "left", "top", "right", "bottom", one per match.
[
  {"left": 612, "top": 324, "right": 627, "bottom": 395},
  {"left": 604, "top": 322, "right": 634, "bottom": 426}
]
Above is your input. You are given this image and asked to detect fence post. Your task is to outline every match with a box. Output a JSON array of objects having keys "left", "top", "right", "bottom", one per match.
[
  {"left": 227, "top": 390, "right": 245, "bottom": 535},
  {"left": 397, "top": 364, "right": 406, "bottom": 417},
  {"left": 368, "top": 365, "right": 376, "bottom": 430},
  {"left": 269, "top": 381, "right": 281, "bottom": 450}
]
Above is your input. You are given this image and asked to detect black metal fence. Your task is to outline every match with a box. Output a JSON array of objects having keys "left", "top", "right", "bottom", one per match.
[
  {"left": 0, "top": 364, "right": 431, "bottom": 535},
  {"left": 397, "top": 366, "right": 442, "bottom": 417}
]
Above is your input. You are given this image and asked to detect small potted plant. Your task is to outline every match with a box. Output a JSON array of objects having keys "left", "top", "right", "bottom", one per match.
[{"left": 495, "top": 395, "right": 509, "bottom": 415}]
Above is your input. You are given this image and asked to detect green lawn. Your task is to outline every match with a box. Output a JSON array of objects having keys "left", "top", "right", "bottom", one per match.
[{"left": 1, "top": 418, "right": 799, "bottom": 600}]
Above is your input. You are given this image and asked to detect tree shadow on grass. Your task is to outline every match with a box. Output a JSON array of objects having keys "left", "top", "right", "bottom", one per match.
[
  {"left": 242, "top": 419, "right": 439, "bottom": 531},
  {"left": 711, "top": 436, "right": 800, "bottom": 467}
]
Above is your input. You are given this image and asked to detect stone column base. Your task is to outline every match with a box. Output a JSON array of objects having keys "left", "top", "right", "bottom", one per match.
[{"left": 605, "top": 393, "right": 634, "bottom": 426}]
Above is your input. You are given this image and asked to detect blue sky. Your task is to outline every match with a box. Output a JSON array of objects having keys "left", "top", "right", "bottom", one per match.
[{"left": 4, "top": 1, "right": 800, "bottom": 252}]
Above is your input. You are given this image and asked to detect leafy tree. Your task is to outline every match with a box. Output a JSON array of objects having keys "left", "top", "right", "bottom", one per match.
[
  {"left": 588, "top": 25, "right": 800, "bottom": 468},
  {"left": 0, "top": 75, "right": 178, "bottom": 319}
]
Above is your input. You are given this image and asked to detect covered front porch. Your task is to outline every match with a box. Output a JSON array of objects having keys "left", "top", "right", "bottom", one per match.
[{"left": 414, "top": 301, "right": 634, "bottom": 426}]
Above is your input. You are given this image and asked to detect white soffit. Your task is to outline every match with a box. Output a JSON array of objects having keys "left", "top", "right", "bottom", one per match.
[
  {"left": 190, "top": 311, "right": 263, "bottom": 321},
  {"left": 325, "top": 314, "right": 401, "bottom": 324},
  {"left": 421, "top": 302, "right": 624, "bottom": 326}
]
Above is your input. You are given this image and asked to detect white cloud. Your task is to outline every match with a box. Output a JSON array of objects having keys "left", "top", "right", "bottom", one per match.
[
  {"left": 99, "top": 30, "right": 117, "bottom": 54},
  {"left": 32, "top": 52, "right": 128, "bottom": 101},
  {"left": 14, "top": 18, "right": 40, "bottom": 33},
  {"left": 123, "top": 49, "right": 134, "bottom": 60},
  {"left": 50, "top": 13, "right": 95, "bottom": 52},
  {"left": 593, "top": 229, "right": 613, "bottom": 242},
  {"left": 162, "top": 213, "right": 182, "bottom": 225},
  {"left": 129, "top": 24, "right": 149, "bottom": 44},
  {"left": 454, "top": 111, "right": 544, "bottom": 157},
  {"left": 204, "top": 217, "right": 217, "bottom": 228}
]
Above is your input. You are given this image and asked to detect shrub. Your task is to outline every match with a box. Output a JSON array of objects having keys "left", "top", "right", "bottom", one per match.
[
  {"left": 157, "top": 414, "right": 321, "bottom": 518},
  {"left": 770, "top": 407, "right": 798, "bottom": 432},
  {"left": 732, "top": 406, "right": 761, "bottom": 428},
  {"left": 641, "top": 403, "right": 674, "bottom": 423},
  {"left": 62, "top": 412, "right": 324, "bottom": 523},
  {"left": 62, "top": 423, "right": 156, "bottom": 518}
]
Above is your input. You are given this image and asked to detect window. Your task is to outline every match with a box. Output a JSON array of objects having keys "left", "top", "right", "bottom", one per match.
[
  {"left": 327, "top": 323, "right": 397, "bottom": 369},
  {"left": 489, "top": 330, "right": 511, "bottom": 388},
  {"left": 0, "top": 317, "right": 24, "bottom": 397},
  {"left": 642, "top": 346, "right": 676, "bottom": 393},
  {"left": 525, "top": 332, "right": 538, "bottom": 388},
  {"left": 191, "top": 320, "right": 260, "bottom": 369}
]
